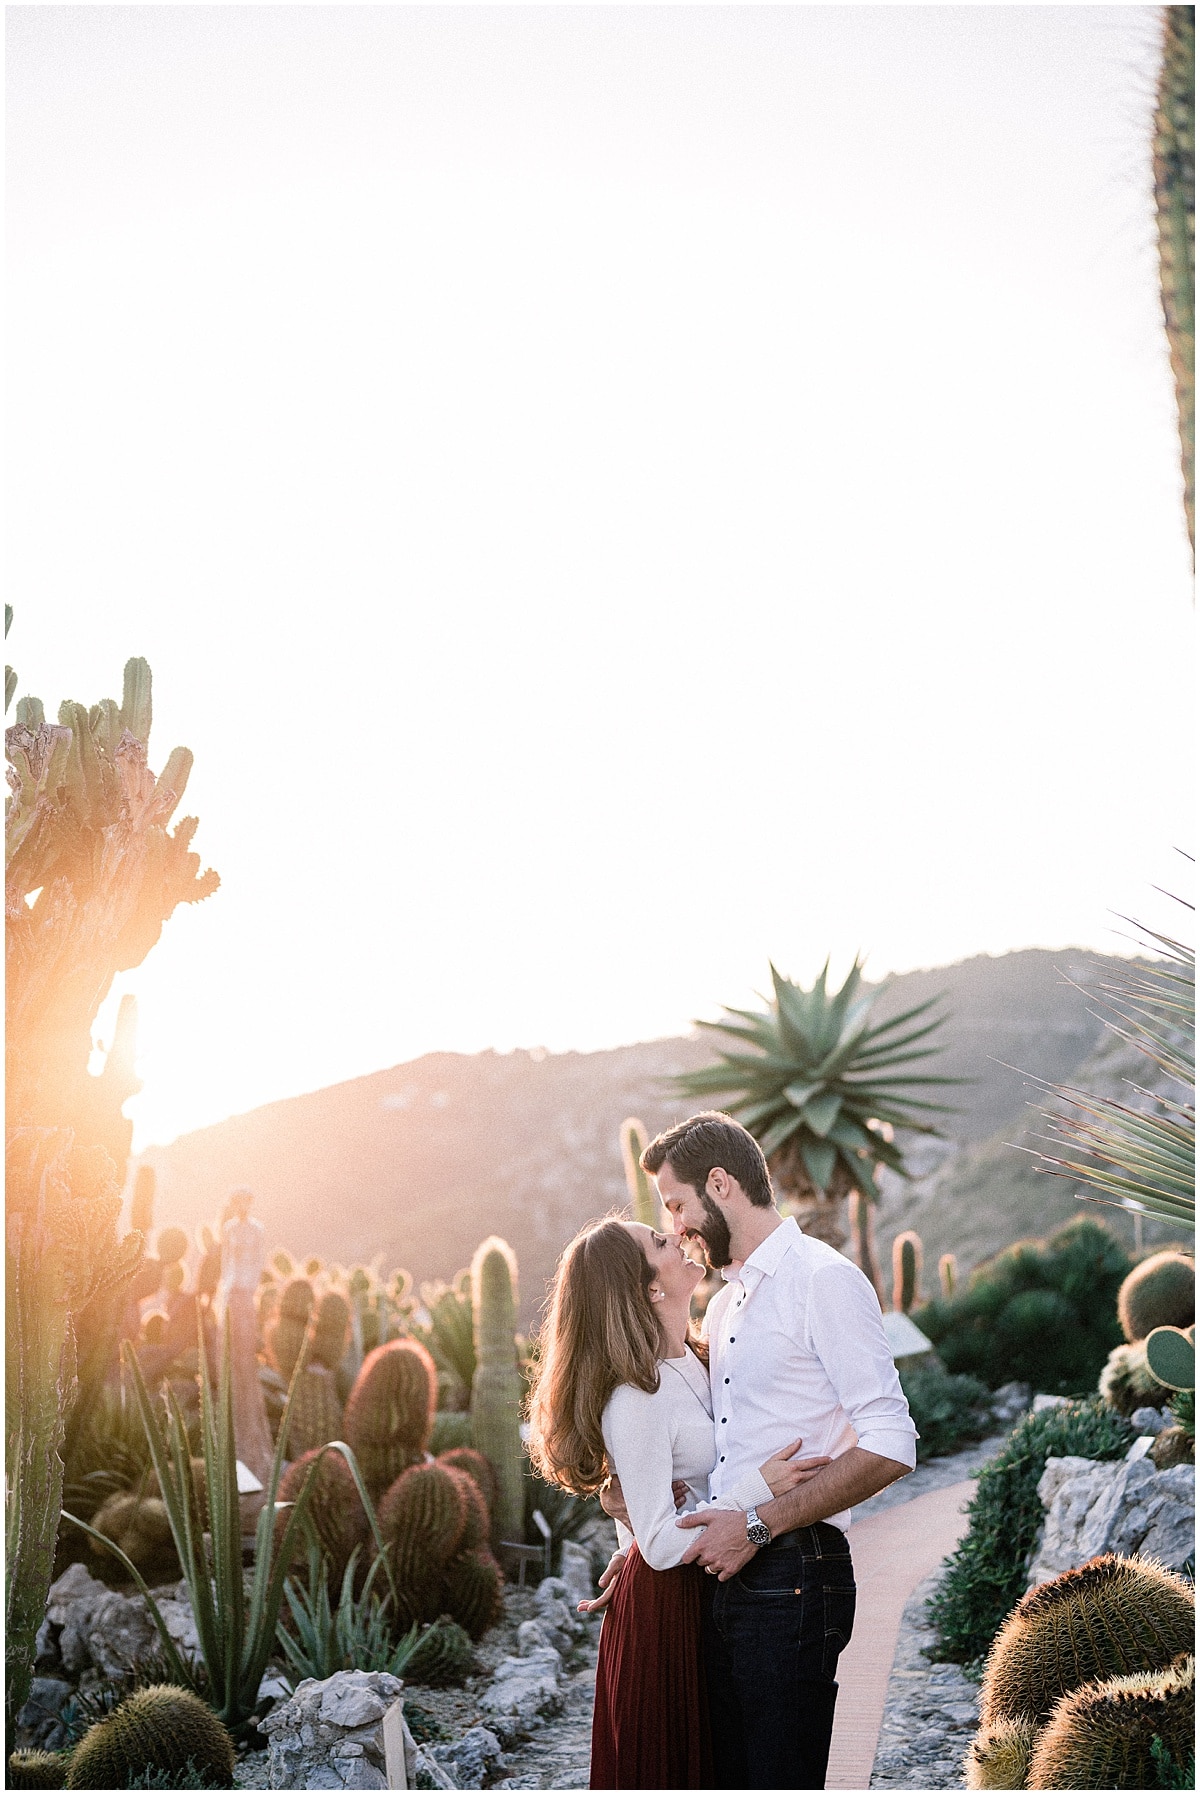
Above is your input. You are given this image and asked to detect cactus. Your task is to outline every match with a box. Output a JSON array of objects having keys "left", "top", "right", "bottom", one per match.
[
  {"left": 6, "top": 1750, "right": 69, "bottom": 1789},
  {"left": 444, "top": 1463, "right": 492, "bottom": 1551},
  {"left": 1149, "top": 1423, "right": 1194, "bottom": 1468},
  {"left": 849, "top": 1190, "right": 885, "bottom": 1305},
  {"left": 892, "top": 1231, "right": 923, "bottom": 1313},
  {"left": 412, "top": 1276, "right": 476, "bottom": 1410},
  {"left": 1118, "top": 1252, "right": 1195, "bottom": 1343},
  {"left": 344, "top": 1339, "right": 436, "bottom": 1500},
  {"left": 377, "top": 1462, "right": 467, "bottom": 1625},
  {"left": 619, "top": 1118, "right": 658, "bottom": 1226},
  {"left": 87, "top": 1493, "right": 180, "bottom": 1586},
  {"left": 429, "top": 1412, "right": 474, "bottom": 1455},
  {"left": 285, "top": 1367, "right": 345, "bottom": 1458},
  {"left": 277, "top": 1449, "right": 370, "bottom": 1591},
  {"left": 154, "top": 1228, "right": 188, "bottom": 1269},
  {"left": 437, "top": 1445, "right": 498, "bottom": 1519},
  {"left": 939, "top": 1252, "right": 957, "bottom": 1300},
  {"left": 266, "top": 1279, "right": 314, "bottom": 1383},
  {"left": 309, "top": 1291, "right": 351, "bottom": 1371},
  {"left": 979, "top": 1554, "right": 1195, "bottom": 1728},
  {"left": 64, "top": 1685, "right": 234, "bottom": 1789},
  {"left": 1027, "top": 1653, "right": 1195, "bottom": 1790},
  {"left": 442, "top": 1547, "right": 505, "bottom": 1641},
  {"left": 1098, "top": 1341, "right": 1170, "bottom": 1416},
  {"left": 963, "top": 1718, "right": 1037, "bottom": 1790},
  {"left": 469, "top": 1237, "right": 526, "bottom": 1545},
  {"left": 403, "top": 1617, "right": 477, "bottom": 1687},
  {"left": 1145, "top": 1323, "right": 1195, "bottom": 1391},
  {"left": 271, "top": 1250, "right": 294, "bottom": 1279},
  {"left": 1154, "top": 6, "right": 1195, "bottom": 552}
]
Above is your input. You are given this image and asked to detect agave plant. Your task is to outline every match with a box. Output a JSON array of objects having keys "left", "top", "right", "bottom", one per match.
[
  {"left": 1026, "top": 905, "right": 1194, "bottom": 1233},
  {"left": 674, "top": 958, "right": 958, "bottom": 1249}
]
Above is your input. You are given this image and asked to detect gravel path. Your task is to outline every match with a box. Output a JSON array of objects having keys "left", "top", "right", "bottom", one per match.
[{"left": 868, "top": 1567, "right": 980, "bottom": 1789}]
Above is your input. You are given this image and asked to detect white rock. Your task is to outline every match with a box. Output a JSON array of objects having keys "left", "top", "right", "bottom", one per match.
[
  {"left": 557, "top": 1541, "right": 594, "bottom": 1606},
  {"left": 516, "top": 1620, "right": 561, "bottom": 1662},
  {"left": 262, "top": 1670, "right": 405, "bottom": 1789},
  {"left": 1027, "top": 1455, "right": 1196, "bottom": 1586},
  {"left": 45, "top": 1562, "right": 108, "bottom": 1623}
]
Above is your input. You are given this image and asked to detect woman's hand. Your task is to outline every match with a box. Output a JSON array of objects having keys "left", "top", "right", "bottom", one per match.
[
  {"left": 758, "top": 1438, "right": 833, "bottom": 1496},
  {"left": 577, "top": 1548, "right": 628, "bottom": 1614}
]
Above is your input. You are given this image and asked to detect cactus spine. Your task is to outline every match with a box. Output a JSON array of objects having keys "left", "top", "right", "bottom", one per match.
[
  {"left": 469, "top": 1236, "right": 526, "bottom": 1546},
  {"left": 6, "top": 1750, "right": 68, "bottom": 1789},
  {"left": 620, "top": 1118, "right": 658, "bottom": 1226},
  {"left": 892, "top": 1230, "right": 923, "bottom": 1313},
  {"left": 1118, "top": 1251, "right": 1195, "bottom": 1342},
  {"left": 1027, "top": 1653, "right": 1195, "bottom": 1790},
  {"left": 939, "top": 1252, "right": 957, "bottom": 1300},
  {"left": 440, "top": 1548, "right": 504, "bottom": 1641},
  {"left": 343, "top": 1338, "right": 436, "bottom": 1500},
  {"left": 64, "top": 1686, "right": 234, "bottom": 1789},
  {"left": 404, "top": 1617, "right": 477, "bottom": 1687},
  {"left": 978, "top": 1555, "right": 1195, "bottom": 1728},
  {"left": 963, "top": 1718, "right": 1037, "bottom": 1790},
  {"left": 1154, "top": 6, "right": 1195, "bottom": 552},
  {"left": 266, "top": 1278, "right": 315, "bottom": 1383}
]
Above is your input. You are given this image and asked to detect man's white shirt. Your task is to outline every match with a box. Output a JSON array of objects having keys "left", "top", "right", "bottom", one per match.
[{"left": 703, "top": 1215, "right": 918, "bottom": 1531}]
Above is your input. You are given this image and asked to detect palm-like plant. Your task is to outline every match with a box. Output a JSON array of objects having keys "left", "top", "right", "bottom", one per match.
[
  {"left": 1026, "top": 907, "right": 1194, "bottom": 1233},
  {"left": 675, "top": 958, "right": 959, "bottom": 1249}
]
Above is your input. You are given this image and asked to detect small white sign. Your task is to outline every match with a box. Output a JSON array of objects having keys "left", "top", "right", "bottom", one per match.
[
  {"left": 235, "top": 1460, "right": 264, "bottom": 1494},
  {"left": 1126, "top": 1435, "right": 1155, "bottom": 1463},
  {"left": 882, "top": 1310, "right": 933, "bottom": 1360}
]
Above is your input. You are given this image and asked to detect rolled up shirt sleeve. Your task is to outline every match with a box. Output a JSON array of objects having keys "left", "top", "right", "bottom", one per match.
[{"left": 807, "top": 1261, "right": 918, "bottom": 1469}]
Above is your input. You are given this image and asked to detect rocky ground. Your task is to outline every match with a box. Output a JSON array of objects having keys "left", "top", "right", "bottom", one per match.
[{"left": 868, "top": 1566, "right": 980, "bottom": 1790}]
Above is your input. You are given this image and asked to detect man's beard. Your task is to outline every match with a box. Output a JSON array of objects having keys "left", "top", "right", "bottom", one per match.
[{"left": 687, "top": 1192, "right": 733, "bottom": 1270}]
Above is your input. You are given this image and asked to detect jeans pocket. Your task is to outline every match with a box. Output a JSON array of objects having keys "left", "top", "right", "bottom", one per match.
[{"left": 820, "top": 1560, "right": 856, "bottom": 1678}]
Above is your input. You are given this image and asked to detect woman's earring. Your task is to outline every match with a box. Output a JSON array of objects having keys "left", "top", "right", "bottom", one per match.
[{"left": 650, "top": 1287, "right": 664, "bottom": 1302}]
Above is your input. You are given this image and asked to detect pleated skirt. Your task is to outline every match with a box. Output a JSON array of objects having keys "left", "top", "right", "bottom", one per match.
[{"left": 589, "top": 1545, "right": 713, "bottom": 1790}]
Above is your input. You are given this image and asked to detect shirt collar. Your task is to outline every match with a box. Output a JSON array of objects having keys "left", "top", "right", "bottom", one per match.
[{"left": 720, "top": 1215, "right": 800, "bottom": 1290}]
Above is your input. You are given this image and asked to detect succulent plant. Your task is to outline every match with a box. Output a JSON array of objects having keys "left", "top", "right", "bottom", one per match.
[
  {"left": 893, "top": 1231, "right": 923, "bottom": 1314},
  {"left": 963, "top": 1717, "right": 1037, "bottom": 1790},
  {"left": 1119, "top": 1252, "right": 1195, "bottom": 1343},
  {"left": 266, "top": 1279, "right": 315, "bottom": 1383},
  {"left": 1098, "top": 1341, "right": 1170, "bottom": 1416},
  {"left": 403, "top": 1617, "right": 477, "bottom": 1687},
  {"left": 619, "top": 1118, "right": 658, "bottom": 1226},
  {"left": 1027, "top": 1652, "right": 1194, "bottom": 1790},
  {"left": 6, "top": 1750, "right": 70, "bottom": 1789},
  {"left": 436, "top": 1445, "right": 498, "bottom": 1519},
  {"left": 284, "top": 1367, "right": 345, "bottom": 1458},
  {"left": 1145, "top": 1322, "right": 1196, "bottom": 1392},
  {"left": 441, "top": 1548, "right": 505, "bottom": 1642},
  {"left": 343, "top": 1339, "right": 437, "bottom": 1500},
  {"left": 410, "top": 1275, "right": 476, "bottom": 1410},
  {"left": 939, "top": 1252, "right": 957, "bottom": 1300},
  {"left": 64, "top": 1685, "right": 234, "bottom": 1789},
  {"left": 850, "top": 1189, "right": 884, "bottom": 1302},
  {"left": 87, "top": 1493, "right": 180, "bottom": 1586},
  {"left": 469, "top": 1237, "right": 525, "bottom": 1545},
  {"left": 979, "top": 1555, "right": 1195, "bottom": 1729},
  {"left": 276, "top": 1448, "right": 370, "bottom": 1592},
  {"left": 673, "top": 958, "right": 957, "bottom": 1248},
  {"left": 309, "top": 1291, "right": 352, "bottom": 1371}
]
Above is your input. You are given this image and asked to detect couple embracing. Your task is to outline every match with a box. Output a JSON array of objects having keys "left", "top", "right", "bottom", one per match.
[{"left": 526, "top": 1112, "right": 918, "bottom": 1791}]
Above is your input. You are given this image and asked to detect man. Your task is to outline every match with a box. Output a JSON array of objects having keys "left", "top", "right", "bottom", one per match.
[{"left": 640, "top": 1112, "right": 916, "bottom": 1790}]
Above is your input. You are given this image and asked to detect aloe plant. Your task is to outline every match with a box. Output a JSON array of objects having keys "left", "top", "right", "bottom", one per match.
[
  {"left": 1028, "top": 912, "right": 1194, "bottom": 1232},
  {"left": 277, "top": 1543, "right": 418, "bottom": 1686},
  {"left": 675, "top": 958, "right": 958, "bottom": 1249},
  {"left": 62, "top": 1319, "right": 394, "bottom": 1739}
]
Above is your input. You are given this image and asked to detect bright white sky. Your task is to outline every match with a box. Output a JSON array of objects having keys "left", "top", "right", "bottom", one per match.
[{"left": 6, "top": 3, "right": 1194, "bottom": 1152}]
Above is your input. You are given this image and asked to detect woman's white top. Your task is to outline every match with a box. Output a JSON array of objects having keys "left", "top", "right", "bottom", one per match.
[{"left": 600, "top": 1347, "right": 774, "bottom": 1571}]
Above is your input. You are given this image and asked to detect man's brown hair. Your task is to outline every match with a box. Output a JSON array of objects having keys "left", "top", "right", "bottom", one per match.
[{"left": 641, "top": 1111, "right": 774, "bottom": 1208}]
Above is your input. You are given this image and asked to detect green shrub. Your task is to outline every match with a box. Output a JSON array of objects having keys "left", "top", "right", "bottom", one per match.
[
  {"left": 899, "top": 1362, "right": 992, "bottom": 1461},
  {"left": 926, "top": 1397, "right": 1133, "bottom": 1669},
  {"left": 916, "top": 1219, "right": 1131, "bottom": 1395}
]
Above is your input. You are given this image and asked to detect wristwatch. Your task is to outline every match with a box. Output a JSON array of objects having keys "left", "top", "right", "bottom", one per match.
[{"left": 745, "top": 1506, "right": 772, "bottom": 1549}]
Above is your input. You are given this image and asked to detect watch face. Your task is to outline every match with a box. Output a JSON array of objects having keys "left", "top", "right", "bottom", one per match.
[{"left": 747, "top": 1519, "right": 771, "bottom": 1547}]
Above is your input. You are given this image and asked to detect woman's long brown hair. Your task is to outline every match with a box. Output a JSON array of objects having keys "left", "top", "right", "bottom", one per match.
[{"left": 525, "top": 1218, "right": 663, "bottom": 1496}]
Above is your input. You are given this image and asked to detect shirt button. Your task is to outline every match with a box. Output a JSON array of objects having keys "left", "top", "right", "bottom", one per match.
[
  {"left": 720, "top": 1455, "right": 725, "bottom": 1463},
  {"left": 724, "top": 1377, "right": 730, "bottom": 1384},
  {"left": 721, "top": 1417, "right": 727, "bottom": 1424},
  {"left": 729, "top": 1337, "right": 735, "bottom": 1343}
]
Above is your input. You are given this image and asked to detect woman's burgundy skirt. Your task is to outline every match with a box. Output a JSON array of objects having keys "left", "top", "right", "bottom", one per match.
[{"left": 589, "top": 1545, "right": 713, "bottom": 1790}]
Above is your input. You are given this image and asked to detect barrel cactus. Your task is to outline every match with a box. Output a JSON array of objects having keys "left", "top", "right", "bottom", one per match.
[
  {"left": 87, "top": 1493, "right": 180, "bottom": 1585},
  {"left": 276, "top": 1448, "right": 370, "bottom": 1589},
  {"left": 65, "top": 1686, "right": 234, "bottom": 1789},
  {"left": 469, "top": 1236, "right": 525, "bottom": 1545},
  {"left": 442, "top": 1546, "right": 505, "bottom": 1640},
  {"left": 1118, "top": 1252, "right": 1195, "bottom": 1343},
  {"left": 379, "top": 1463, "right": 467, "bottom": 1578},
  {"left": 343, "top": 1338, "right": 437, "bottom": 1500},
  {"left": 437, "top": 1445, "right": 499, "bottom": 1520},
  {"left": 285, "top": 1366, "right": 345, "bottom": 1457},
  {"left": 892, "top": 1231, "right": 923, "bottom": 1314},
  {"left": 6, "top": 1750, "right": 69, "bottom": 1789},
  {"left": 1099, "top": 1341, "right": 1170, "bottom": 1415},
  {"left": 403, "top": 1617, "right": 477, "bottom": 1687},
  {"left": 1027, "top": 1653, "right": 1195, "bottom": 1790},
  {"left": 979, "top": 1555, "right": 1195, "bottom": 1728},
  {"left": 309, "top": 1292, "right": 351, "bottom": 1370},
  {"left": 963, "top": 1718, "right": 1037, "bottom": 1790}
]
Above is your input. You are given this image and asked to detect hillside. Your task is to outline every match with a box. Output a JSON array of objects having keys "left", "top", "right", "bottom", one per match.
[{"left": 135, "top": 947, "right": 1165, "bottom": 1325}]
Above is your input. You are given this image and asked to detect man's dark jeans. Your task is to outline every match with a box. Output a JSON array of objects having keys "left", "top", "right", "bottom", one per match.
[{"left": 701, "top": 1521, "right": 856, "bottom": 1790}]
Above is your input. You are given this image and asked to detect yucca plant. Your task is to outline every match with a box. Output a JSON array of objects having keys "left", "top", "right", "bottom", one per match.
[
  {"left": 674, "top": 957, "right": 959, "bottom": 1249},
  {"left": 1026, "top": 907, "right": 1194, "bottom": 1232},
  {"left": 61, "top": 1317, "right": 393, "bottom": 1739}
]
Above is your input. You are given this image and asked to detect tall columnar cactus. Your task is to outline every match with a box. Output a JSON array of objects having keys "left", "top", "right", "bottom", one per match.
[
  {"left": 343, "top": 1338, "right": 436, "bottom": 1500},
  {"left": 892, "top": 1230, "right": 923, "bottom": 1313},
  {"left": 939, "top": 1252, "right": 957, "bottom": 1300},
  {"left": 849, "top": 1190, "right": 884, "bottom": 1304},
  {"left": 469, "top": 1236, "right": 526, "bottom": 1546},
  {"left": 266, "top": 1278, "right": 315, "bottom": 1383},
  {"left": 978, "top": 1555, "right": 1195, "bottom": 1728},
  {"left": 1118, "top": 1250, "right": 1195, "bottom": 1342},
  {"left": 5, "top": 653, "right": 217, "bottom": 1734},
  {"left": 1155, "top": 6, "right": 1195, "bottom": 553},
  {"left": 620, "top": 1117, "right": 658, "bottom": 1226},
  {"left": 64, "top": 1684, "right": 234, "bottom": 1789},
  {"left": 1027, "top": 1653, "right": 1194, "bottom": 1791}
]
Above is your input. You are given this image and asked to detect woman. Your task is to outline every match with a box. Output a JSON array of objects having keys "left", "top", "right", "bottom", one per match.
[{"left": 526, "top": 1216, "right": 825, "bottom": 1789}]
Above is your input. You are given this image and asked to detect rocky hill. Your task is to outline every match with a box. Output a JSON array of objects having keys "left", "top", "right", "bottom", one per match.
[{"left": 135, "top": 947, "right": 1180, "bottom": 1324}]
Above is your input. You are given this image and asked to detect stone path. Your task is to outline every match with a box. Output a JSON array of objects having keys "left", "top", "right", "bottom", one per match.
[
  {"left": 494, "top": 1660, "right": 596, "bottom": 1790},
  {"left": 868, "top": 1567, "right": 981, "bottom": 1789}
]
